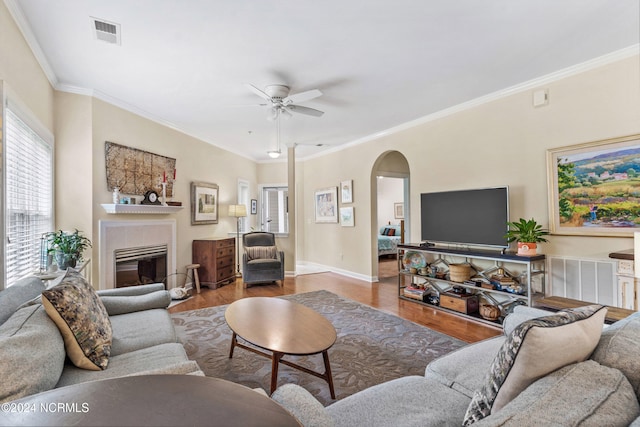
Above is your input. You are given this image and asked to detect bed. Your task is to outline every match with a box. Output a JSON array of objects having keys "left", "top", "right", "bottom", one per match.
[{"left": 378, "top": 225, "right": 402, "bottom": 257}]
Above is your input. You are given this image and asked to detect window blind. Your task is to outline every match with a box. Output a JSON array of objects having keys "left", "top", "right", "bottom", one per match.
[{"left": 5, "top": 107, "right": 53, "bottom": 286}]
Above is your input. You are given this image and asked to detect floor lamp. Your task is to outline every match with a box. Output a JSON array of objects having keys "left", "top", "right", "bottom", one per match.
[{"left": 228, "top": 204, "right": 247, "bottom": 277}]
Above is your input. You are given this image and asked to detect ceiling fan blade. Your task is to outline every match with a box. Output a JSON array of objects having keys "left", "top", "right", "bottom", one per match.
[
  {"left": 282, "top": 89, "right": 322, "bottom": 105},
  {"left": 287, "top": 105, "right": 324, "bottom": 117},
  {"left": 245, "top": 83, "right": 272, "bottom": 102}
]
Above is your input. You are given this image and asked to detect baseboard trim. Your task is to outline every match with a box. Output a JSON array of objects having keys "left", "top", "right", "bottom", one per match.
[{"left": 296, "top": 261, "right": 375, "bottom": 282}]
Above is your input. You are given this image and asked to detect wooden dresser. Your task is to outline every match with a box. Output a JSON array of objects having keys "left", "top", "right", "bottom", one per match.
[{"left": 192, "top": 237, "right": 236, "bottom": 289}]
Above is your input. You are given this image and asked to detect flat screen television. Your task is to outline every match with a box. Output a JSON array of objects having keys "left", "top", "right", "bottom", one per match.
[{"left": 420, "top": 187, "right": 509, "bottom": 249}]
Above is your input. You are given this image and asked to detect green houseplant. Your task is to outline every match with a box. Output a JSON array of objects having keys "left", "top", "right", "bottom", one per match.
[
  {"left": 505, "top": 218, "right": 550, "bottom": 256},
  {"left": 47, "top": 229, "right": 92, "bottom": 270}
]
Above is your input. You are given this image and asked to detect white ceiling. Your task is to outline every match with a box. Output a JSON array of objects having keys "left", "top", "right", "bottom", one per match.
[{"left": 8, "top": 0, "right": 640, "bottom": 161}]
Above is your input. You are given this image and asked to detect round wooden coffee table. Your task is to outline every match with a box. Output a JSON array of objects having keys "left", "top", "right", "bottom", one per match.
[
  {"left": 0, "top": 375, "right": 300, "bottom": 426},
  {"left": 225, "top": 297, "right": 337, "bottom": 398}
]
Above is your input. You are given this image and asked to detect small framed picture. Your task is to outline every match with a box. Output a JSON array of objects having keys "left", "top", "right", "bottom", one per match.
[
  {"left": 191, "top": 181, "right": 219, "bottom": 225},
  {"left": 394, "top": 202, "right": 404, "bottom": 219},
  {"left": 315, "top": 187, "right": 339, "bottom": 223},
  {"left": 340, "top": 206, "right": 354, "bottom": 227},
  {"left": 251, "top": 199, "right": 257, "bottom": 215},
  {"left": 341, "top": 179, "right": 353, "bottom": 203}
]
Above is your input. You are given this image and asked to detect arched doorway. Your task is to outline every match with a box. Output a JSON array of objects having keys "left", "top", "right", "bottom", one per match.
[{"left": 370, "top": 151, "right": 410, "bottom": 280}]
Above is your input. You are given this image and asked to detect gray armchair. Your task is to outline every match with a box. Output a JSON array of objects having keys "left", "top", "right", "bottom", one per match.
[{"left": 242, "top": 232, "right": 284, "bottom": 288}]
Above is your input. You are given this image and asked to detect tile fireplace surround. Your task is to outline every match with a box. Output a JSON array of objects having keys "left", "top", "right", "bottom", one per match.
[{"left": 99, "top": 219, "right": 177, "bottom": 290}]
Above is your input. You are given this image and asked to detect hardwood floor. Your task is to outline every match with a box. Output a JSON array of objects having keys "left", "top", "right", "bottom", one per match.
[{"left": 168, "top": 260, "right": 502, "bottom": 343}]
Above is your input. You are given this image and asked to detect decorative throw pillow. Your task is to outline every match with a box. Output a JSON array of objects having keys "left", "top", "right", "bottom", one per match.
[
  {"left": 245, "top": 246, "right": 277, "bottom": 261},
  {"left": 387, "top": 228, "right": 396, "bottom": 236},
  {"left": 463, "top": 304, "right": 607, "bottom": 426},
  {"left": 41, "top": 269, "right": 112, "bottom": 371}
]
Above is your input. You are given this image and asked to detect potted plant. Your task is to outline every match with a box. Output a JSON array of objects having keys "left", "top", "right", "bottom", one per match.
[
  {"left": 505, "top": 218, "right": 550, "bottom": 256},
  {"left": 47, "top": 229, "right": 92, "bottom": 270}
]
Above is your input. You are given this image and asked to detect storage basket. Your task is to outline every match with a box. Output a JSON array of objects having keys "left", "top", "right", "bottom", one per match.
[
  {"left": 479, "top": 304, "right": 501, "bottom": 321},
  {"left": 449, "top": 263, "right": 471, "bottom": 282}
]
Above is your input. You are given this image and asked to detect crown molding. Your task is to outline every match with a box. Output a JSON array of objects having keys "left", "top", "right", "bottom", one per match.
[{"left": 299, "top": 45, "right": 640, "bottom": 161}]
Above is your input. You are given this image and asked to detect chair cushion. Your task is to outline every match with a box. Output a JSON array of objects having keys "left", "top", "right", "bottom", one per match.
[
  {"left": 426, "top": 337, "right": 505, "bottom": 398},
  {"left": 56, "top": 343, "right": 201, "bottom": 387},
  {"left": 41, "top": 269, "right": 112, "bottom": 371},
  {"left": 0, "top": 305, "right": 65, "bottom": 403},
  {"left": 245, "top": 246, "right": 277, "bottom": 261},
  {"left": 246, "top": 258, "right": 281, "bottom": 270},
  {"left": 463, "top": 304, "right": 607, "bottom": 425},
  {"left": 591, "top": 310, "right": 640, "bottom": 400},
  {"left": 109, "top": 308, "right": 177, "bottom": 356}
]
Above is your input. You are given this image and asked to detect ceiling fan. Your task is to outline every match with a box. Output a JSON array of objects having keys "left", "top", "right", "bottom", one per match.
[{"left": 245, "top": 84, "right": 324, "bottom": 120}]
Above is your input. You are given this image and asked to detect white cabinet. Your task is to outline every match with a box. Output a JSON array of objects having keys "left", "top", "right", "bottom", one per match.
[{"left": 613, "top": 258, "right": 637, "bottom": 310}]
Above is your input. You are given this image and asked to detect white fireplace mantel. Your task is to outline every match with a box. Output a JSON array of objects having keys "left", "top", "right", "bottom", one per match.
[{"left": 101, "top": 204, "right": 183, "bottom": 214}]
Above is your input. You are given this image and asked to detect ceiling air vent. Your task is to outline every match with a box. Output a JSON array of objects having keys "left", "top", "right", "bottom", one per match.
[{"left": 91, "top": 17, "right": 121, "bottom": 45}]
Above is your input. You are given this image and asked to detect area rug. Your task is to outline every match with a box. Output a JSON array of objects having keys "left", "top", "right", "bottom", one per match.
[{"left": 171, "top": 290, "right": 465, "bottom": 405}]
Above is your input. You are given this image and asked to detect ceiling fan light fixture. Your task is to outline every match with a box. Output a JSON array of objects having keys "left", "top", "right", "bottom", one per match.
[{"left": 267, "top": 150, "right": 281, "bottom": 159}]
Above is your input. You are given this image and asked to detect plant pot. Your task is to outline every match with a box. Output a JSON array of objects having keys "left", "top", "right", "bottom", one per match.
[
  {"left": 54, "top": 252, "right": 76, "bottom": 270},
  {"left": 517, "top": 242, "right": 538, "bottom": 256}
]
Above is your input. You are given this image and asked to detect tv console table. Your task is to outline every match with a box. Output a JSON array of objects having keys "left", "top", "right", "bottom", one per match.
[{"left": 397, "top": 243, "right": 546, "bottom": 327}]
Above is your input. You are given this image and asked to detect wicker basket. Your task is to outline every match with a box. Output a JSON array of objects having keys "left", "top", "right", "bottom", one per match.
[
  {"left": 480, "top": 304, "right": 501, "bottom": 321},
  {"left": 449, "top": 264, "right": 471, "bottom": 282}
]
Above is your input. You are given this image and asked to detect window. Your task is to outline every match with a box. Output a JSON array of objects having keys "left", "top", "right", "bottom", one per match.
[
  {"left": 3, "top": 102, "right": 54, "bottom": 287},
  {"left": 261, "top": 185, "right": 288, "bottom": 234},
  {"left": 237, "top": 179, "right": 250, "bottom": 232}
]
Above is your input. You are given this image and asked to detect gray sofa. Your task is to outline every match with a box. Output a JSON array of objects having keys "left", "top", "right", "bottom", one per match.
[
  {"left": 272, "top": 305, "right": 640, "bottom": 427},
  {"left": 0, "top": 275, "right": 203, "bottom": 403}
]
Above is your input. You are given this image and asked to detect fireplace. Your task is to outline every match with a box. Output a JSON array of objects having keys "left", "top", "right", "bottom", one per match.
[
  {"left": 99, "top": 220, "right": 177, "bottom": 290},
  {"left": 114, "top": 244, "right": 168, "bottom": 288}
]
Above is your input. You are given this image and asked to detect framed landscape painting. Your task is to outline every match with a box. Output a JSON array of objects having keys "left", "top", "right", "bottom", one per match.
[
  {"left": 315, "top": 187, "right": 338, "bottom": 223},
  {"left": 547, "top": 134, "right": 640, "bottom": 236},
  {"left": 191, "top": 181, "right": 219, "bottom": 225}
]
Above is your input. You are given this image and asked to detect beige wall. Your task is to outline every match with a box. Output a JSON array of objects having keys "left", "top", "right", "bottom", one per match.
[
  {"left": 54, "top": 92, "right": 92, "bottom": 236},
  {"left": 0, "top": 2, "right": 54, "bottom": 131},
  {"left": 298, "top": 55, "right": 640, "bottom": 279},
  {"left": 90, "top": 99, "right": 258, "bottom": 285}
]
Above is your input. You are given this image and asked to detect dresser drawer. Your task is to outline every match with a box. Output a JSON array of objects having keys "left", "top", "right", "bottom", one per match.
[
  {"left": 216, "top": 247, "right": 235, "bottom": 257},
  {"left": 216, "top": 255, "right": 233, "bottom": 268},
  {"left": 216, "top": 238, "right": 235, "bottom": 249},
  {"left": 216, "top": 266, "right": 234, "bottom": 281}
]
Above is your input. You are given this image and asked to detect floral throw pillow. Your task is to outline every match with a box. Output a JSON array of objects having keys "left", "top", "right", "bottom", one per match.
[
  {"left": 463, "top": 304, "right": 607, "bottom": 425},
  {"left": 41, "top": 269, "right": 112, "bottom": 371}
]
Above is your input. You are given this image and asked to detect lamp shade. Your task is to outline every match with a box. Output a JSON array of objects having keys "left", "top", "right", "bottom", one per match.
[{"left": 228, "top": 204, "right": 247, "bottom": 218}]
